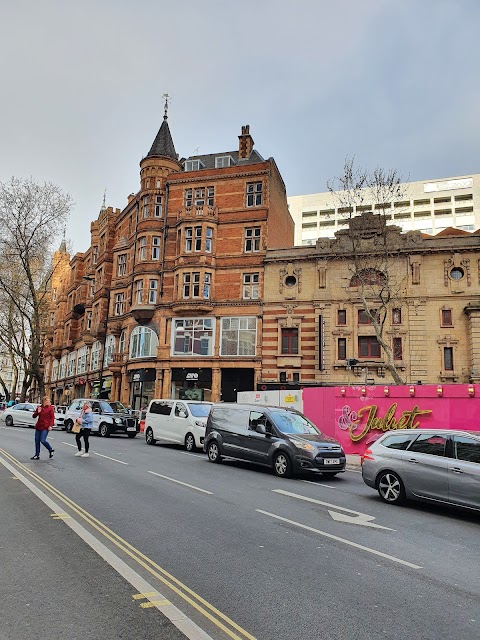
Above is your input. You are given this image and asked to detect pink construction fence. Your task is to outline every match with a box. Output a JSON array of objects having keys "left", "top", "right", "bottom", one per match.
[{"left": 302, "top": 384, "right": 480, "bottom": 456}]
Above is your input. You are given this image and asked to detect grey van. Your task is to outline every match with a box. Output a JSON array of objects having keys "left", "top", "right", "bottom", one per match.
[{"left": 204, "top": 403, "right": 346, "bottom": 478}]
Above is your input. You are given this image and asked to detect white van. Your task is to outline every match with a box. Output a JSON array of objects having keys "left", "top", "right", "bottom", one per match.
[{"left": 144, "top": 399, "right": 212, "bottom": 451}]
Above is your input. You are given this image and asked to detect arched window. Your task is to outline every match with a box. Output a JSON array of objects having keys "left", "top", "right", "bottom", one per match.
[
  {"left": 350, "top": 269, "right": 387, "bottom": 287},
  {"left": 90, "top": 341, "right": 102, "bottom": 371},
  {"left": 129, "top": 326, "right": 158, "bottom": 359},
  {"left": 118, "top": 330, "right": 126, "bottom": 354},
  {"left": 104, "top": 334, "right": 116, "bottom": 366}
]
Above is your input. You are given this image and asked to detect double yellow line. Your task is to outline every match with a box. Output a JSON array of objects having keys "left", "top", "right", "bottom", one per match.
[{"left": 0, "top": 449, "right": 255, "bottom": 640}]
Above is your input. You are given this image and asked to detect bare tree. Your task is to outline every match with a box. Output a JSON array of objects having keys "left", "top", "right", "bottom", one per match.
[
  {"left": 328, "top": 158, "right": 409, "bottom": 384},
  {"left": 0, "top": 177, "right": 72, "bottom": 398}
]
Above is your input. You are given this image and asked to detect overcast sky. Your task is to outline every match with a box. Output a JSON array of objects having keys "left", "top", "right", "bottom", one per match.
[{"left": 1, "top": 0, "right": 479, "bottom": 252}]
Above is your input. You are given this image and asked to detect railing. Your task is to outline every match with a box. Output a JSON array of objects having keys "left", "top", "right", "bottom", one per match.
[{"left": 177, "top": 205, "right": 218, "bottom": 220}]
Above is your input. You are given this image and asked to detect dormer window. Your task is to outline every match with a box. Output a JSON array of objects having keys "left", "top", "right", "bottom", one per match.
[
  {"left": 215, "top": 156, "right": 234, "bottom": 168},
  {"left": 184, "top": 159, "right": 204, "bottom": 172}
]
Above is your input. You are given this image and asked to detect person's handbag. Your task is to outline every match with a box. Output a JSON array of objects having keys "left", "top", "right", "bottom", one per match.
[{"left": 72, "top": 414, "right": 83, "bottom": 434}]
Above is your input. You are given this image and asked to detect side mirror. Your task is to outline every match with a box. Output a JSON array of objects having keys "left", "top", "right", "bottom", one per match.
[{"left": 256, "top": 423, "right": 266, "bottom": 435}]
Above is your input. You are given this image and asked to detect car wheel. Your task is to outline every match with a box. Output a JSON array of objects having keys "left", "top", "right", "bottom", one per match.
[
  {"left": 99, "top": 423, "right": 110, "bottom": 438},
  {"left": 185, "top": 433, "right": 196, "bottom": 452},
  {"left": 145, "top": 428, "right": 156, "bottom": 446},
  {"left": 377, "top": 471, "right": 405, "bottom": 505},
  {"left": 5, "top": 415, "right": 13, "bottom": 427},
  {"left": 64, "top": 420, "right": 73, "bottom": 433},
  {"left": 127, "top": 432, "right": 137, "bottom": 438},
  {"left": 207, "top": 440, "right": 222, "bottom": 463},
  {"left": 273, "top": 451, "right": 293, "bottom": 478}
]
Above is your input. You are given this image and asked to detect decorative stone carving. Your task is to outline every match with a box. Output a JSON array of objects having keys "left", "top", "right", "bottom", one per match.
[
  {"left": 444, "top": 257, "right": 454, "bottom": 287},
  {"left": 461, "top": 258, "right": 471, "bottom": 286}
]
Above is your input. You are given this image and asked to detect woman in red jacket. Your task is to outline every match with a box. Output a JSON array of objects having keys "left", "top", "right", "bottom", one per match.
[{"left": 31, "top": 396, "right": 55, "bottom": 460}]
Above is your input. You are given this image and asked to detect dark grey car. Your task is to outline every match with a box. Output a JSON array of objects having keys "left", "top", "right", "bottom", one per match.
[
  {"left": 362, "top": 428, "right": 480, "bottom": 511},
  {"left": 204, "top": 403, "right": 346, "bottom": 478}
]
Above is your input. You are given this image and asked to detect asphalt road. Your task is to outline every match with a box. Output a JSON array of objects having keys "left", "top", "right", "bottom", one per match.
[{"left": 0, "top": 423, "right": 479, "bottom": 640}]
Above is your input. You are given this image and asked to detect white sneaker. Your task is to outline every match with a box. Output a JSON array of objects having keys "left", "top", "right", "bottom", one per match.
[
  {"left": 81, "top": 452, "right": 90, "bottom": 458},
  {"left": 75, "top": 450, "right": 83, "bottom": 457}
]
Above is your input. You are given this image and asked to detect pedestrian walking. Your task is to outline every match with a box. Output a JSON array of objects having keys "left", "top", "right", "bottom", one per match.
[
  {"left": 75, "top": 401, "right": 94, "bottom": 458},
  {"left": 31, "top": 396, "right": 55, "bottom": 460}
]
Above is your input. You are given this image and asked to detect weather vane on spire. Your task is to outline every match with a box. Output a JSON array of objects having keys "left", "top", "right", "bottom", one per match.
[{"left": 163, "top": 93, "right": 170, "bottom": 119}]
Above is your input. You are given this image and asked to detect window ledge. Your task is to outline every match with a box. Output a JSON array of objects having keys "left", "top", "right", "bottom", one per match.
[{"left": 276, "top": 355, "right": 302, "bottom": 368}]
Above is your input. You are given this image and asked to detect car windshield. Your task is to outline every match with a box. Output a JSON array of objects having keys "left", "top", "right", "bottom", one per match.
[
  {"left": 188, "top": 403, "right": 212, "bottom": 418},
  {"left": 100, "top": 401, "right": 128, "bottom": 414},
  {"left": 270, "top": 410, "right": 320, "bottom": 435}
]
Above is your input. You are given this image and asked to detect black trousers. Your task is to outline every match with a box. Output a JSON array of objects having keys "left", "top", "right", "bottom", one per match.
[{"left": 75, "top": 428, "right": 90, "bottom": 453}]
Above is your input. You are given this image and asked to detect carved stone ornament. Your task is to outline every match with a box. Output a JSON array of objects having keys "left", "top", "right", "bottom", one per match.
[
  {"left": 279, "top": 267, "right": 287, "bottom": 293},
  {"left": 460, "top": 258, "right": 471, "bottom": 286},
  {"left": 444, "top": 257, "right": 454, "bottom": 287}
]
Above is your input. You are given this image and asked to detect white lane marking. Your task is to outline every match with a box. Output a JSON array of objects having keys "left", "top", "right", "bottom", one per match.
[
  {"left": 327, "top": 510, "right": 393, "bottom": 530},
  {"left": 302, "top": 480, "right": 336, "bottom": 489},
  {"left": 178, "top": 451, "right": 204, "bottom": 458},
  {"left": 147, "top": 471, "right": 212, "bottom": 494},
  {"left": 273, "top": 488, "right": 371, "bottom": 516},
  {"left": 273, "top": 488, "right": 394, "bottom": 530},
  {"left": 256, "top": 510, "right": 421, "bottom": 569},
  {"left": 62, "top": 442, "right": 128, "bottom": 465},
  {"left": 0, "top": 455, "right": 213, "bottom": 640},
  {"left": 93, "top": 452, "right": 129, "bottom": 465}
]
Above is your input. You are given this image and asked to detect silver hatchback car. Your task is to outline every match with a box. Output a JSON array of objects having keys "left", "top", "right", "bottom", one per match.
[{"left": 362, "top": 429, "right": 480, "bottom": 512}]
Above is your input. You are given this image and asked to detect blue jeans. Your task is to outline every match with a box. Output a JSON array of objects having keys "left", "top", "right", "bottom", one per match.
[{"left": 35, "top": 429, "right": 53, "bottom": 457}]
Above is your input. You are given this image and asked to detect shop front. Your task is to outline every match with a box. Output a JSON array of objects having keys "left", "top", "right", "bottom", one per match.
[
  {"left": 129, "top": 369, "right": 156, "bottom": 411},
  {"left": 64, "top": 383, "right": 73, "bottom": 405},
  {"left": 74, "top": 377, "right": 86, "bottom": 399},
  {"left": 171, "top": 368, "right": 212, "bottom": 401},
  {"left": 90, "top": 376, "right": 112, "bottom": 400}
]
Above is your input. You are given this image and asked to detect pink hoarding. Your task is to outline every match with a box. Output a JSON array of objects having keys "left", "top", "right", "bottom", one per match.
[{"left": 302, "top": 385, "right": 480, "bottom": 456}]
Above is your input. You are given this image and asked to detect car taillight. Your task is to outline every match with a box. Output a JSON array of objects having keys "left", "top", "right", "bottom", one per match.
[{"left": 362, "top": 448, "right": 374, "bottom": 463}]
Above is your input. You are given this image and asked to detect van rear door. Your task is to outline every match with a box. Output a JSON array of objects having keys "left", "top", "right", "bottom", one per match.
[{"left": 149, "top": 401, "right": 174, "bottom": 442}]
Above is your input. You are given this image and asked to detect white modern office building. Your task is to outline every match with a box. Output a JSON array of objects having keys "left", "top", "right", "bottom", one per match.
[{"left": 288, "top": 174, "right": 480, "bottom": 246}]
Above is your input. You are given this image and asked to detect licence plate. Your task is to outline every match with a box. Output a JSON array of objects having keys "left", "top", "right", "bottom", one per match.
[
  {"left": 324, "top": 458, "right": 340, "bottom": 465},
  {"left": 127, "top": 427, "right": 136, "bottom": 432}
]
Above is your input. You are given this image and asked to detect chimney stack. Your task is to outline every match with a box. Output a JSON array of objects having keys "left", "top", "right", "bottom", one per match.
[{"left": 238, "top": 124, "right": 254, "bottom": 159}]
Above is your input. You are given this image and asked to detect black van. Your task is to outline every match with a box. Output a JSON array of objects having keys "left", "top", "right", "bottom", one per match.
[{"left": 204, "top": 403, "right": 346, "bottom": 478}]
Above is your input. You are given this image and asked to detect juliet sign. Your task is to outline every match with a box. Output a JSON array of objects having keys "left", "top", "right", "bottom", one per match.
[{"left": 347, "top": 403, "right": 432, "bottom": 443}]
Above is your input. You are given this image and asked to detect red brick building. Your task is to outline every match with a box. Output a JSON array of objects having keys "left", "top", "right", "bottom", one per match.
[{"left": 44, "top": 110, "right": 293, "bottom": 408}]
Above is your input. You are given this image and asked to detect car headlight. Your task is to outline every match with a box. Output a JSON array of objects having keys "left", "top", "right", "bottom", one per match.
[
  {"left": 114, "top": 418, "right": 123, "bottom": 425},
  {"left": 195, "top": 421, "right": 205, "bottom": 427},
  {"left": 293, "top": 442, "right": 315, "bottom": 452}
]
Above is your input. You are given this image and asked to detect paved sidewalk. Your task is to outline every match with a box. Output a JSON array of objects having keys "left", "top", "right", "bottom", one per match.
[
  {"left": 0, "top": 461, "right": 186, "bottom": 640},
  {"left": 346, "top": 454, "right": 362, "bottom": 469}
]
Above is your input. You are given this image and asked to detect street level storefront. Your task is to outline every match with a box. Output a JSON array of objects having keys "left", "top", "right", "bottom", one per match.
[
  {"left": 171, "top": 368, "right": 212, "bottom": 401},
  {"left": 129, "top": 369, "right": 156, "bottom": 410},
  {"left": 90, "top": 375, "right": 112, "bottom": 400}
]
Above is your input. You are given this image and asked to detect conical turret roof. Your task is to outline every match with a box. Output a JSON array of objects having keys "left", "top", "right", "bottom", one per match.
[{"left": 146, "top": 114, "right": 177, "bottom": 160}]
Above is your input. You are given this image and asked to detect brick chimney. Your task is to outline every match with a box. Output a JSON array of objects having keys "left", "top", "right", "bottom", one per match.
[{"left": 238, "top": 125, "right": 254, "bottom": 159}]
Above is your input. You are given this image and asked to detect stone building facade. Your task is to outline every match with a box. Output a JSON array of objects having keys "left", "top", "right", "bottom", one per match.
[
  {"left": 43, "top": 114, "right": 293, "bottom": 408},
  {"left": 262, "top": 214, "right": 480, "bottom": 387}
]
